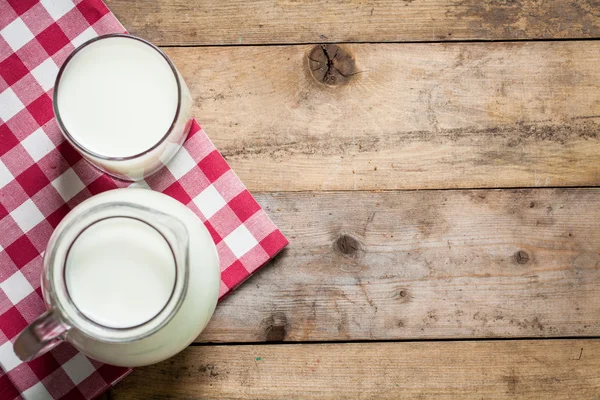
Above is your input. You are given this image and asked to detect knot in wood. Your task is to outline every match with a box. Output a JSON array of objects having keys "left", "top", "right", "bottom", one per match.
[
  {"left": 265, "top": 312, "right": 287, "bottom": 342},
  {"left": 514, "top": 250, "right": 530, "bottom": 265},
  {"left": 308, "top": 44, "right": 357, "bottom": 86},
  {"left": 335, "top": 234, "right": 360, "bottom": 257}
]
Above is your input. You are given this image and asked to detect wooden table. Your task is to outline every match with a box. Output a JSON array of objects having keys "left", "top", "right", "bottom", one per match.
[{"left": 105, "top": 1, "right": 600, "bottom": 398}]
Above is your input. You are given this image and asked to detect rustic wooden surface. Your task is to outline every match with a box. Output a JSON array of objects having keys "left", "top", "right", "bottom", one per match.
[
  {"left": 107, "top": 0, "right": 600, "bottom": 398},
  {"left": 198, "top": 188, "right": 600, "bottom": 343},
  {"left": 107, "top": 0, "right": 600, "bottom": 45},
  {"left": 162, "top": 42, "right": 600, "bottom": 191},
  {"left": 111, "top": 340, "right": 600, "bottom": 399}
]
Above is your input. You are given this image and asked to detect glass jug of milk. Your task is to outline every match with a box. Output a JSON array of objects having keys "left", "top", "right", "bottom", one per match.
[{"left": 13, "top": 188, "right": 220, "bottom": 367}]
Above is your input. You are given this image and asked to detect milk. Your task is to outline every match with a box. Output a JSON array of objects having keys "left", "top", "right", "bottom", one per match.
[
  {"left": 46, "top": 189, "right": 220, "bottom": 366},
  {"left": 65, "top": 217, "right": 176, "bottom": 329},
  {"left": 55, "top": 35, "right": 193, "bottom": 180}
]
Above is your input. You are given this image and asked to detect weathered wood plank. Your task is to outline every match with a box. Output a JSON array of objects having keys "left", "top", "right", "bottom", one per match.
[
  {"left": 107, "top": 0, "right": 600, "bottom": 45},
  {"left": 198, "top": 189, "right": 600, "bottom": 343},
  {"left": 111, "top": 340, "right": 600, "bottom": 399},
  {"left": 163, "top": 41, "right": 600, "bottom": 191}
]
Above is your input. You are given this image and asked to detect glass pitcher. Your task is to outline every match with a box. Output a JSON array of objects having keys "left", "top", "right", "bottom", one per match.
[{"left": 14, "top": 188, "right": 220, "bottom": 367}]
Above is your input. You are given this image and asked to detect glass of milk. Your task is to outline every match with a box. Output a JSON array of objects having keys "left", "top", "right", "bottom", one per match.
[
  {"left": 54, "top": 34, "right": 193, "bottom": 181},
  {"left": 13, "top": 188, "right": 221, "bottom": 366}
]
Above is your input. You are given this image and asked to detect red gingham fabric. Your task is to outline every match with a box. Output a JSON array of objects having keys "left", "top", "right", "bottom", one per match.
[{"left": 0, "top": 1, "right": 288, "bottom": 399}]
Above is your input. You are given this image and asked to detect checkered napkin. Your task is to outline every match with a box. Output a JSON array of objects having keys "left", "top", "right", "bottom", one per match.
[{"left": 0, "top": 1, "right": 288, "bottom": 399}]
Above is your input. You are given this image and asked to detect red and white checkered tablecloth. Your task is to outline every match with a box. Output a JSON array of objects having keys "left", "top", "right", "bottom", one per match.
[{"left": 0, "top": 0, "right": 288, "bottom": 399}]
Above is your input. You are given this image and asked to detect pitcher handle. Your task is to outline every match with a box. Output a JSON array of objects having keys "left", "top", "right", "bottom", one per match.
[{"left": 14, "top": 310, "right": 70, "bottom": 362}]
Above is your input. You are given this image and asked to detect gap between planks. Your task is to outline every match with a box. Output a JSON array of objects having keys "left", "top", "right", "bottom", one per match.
[
  {"left": 158, "top": 37, "right": 600, "bottom": 48},
  {"left": 187, "top": 336, "right": 600, "bottom": 347},
  {"left": 214, "top": 186, "right": 600, "bottom": 195}
]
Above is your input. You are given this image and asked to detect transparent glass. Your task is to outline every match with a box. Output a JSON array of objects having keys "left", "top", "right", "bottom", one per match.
[
  {"left": 14, "top": 189, "right": 221, "bottom": 367},
  {"left": 53, "top": 34, "right": 194, "bottom": 181}
]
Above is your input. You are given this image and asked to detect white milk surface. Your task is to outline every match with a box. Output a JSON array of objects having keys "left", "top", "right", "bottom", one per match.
[
  {"left": 65, "top": 217, "right": 176, "bottom": 328},
  {"left": 56, "top": 36, "right": 178, "bottom": 157}
]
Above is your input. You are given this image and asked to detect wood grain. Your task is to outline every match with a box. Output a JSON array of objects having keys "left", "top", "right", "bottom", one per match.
[
  {"left": 198, "top": 188, "right": 600, "bottom": 343},
  {"left": 111, "top": 340, "right": 600, "bottom": 399},
  {"left": 163, "top": 41, "right": 600, "bottom": 191},
  {"left": 107, "top": 0, "right": 600, "bottom": 45}
]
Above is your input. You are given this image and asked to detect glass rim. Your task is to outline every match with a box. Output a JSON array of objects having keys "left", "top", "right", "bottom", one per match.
[
  {"left": 53, "top": 33, "right": 183, "bottom": 162},
  {"left": 62, "top": 215, "right": 178, "bottom": 332}
]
